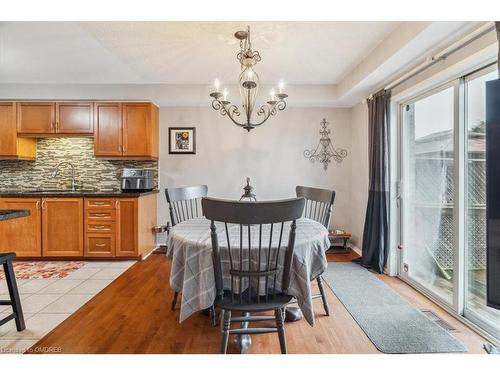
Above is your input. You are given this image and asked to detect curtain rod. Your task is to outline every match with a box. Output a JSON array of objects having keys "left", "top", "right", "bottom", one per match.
[{"left": 369, "top": 22, "right": 496, "bottom": 98}]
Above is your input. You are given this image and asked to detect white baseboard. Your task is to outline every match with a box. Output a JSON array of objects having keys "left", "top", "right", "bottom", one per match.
[{"left": 349, "top": 243, "right": 362, "bottom": 256}]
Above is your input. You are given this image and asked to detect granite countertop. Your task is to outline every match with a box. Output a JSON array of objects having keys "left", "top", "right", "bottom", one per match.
[
  {"left": 0, "top": 209, "right": 30, "bottom": 221},
  {"left": 0, "top": 189, "right": 159, "bottom": 198}
]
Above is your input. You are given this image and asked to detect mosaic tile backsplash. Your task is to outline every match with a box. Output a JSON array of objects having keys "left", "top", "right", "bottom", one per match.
[{"left": 0, "top": 138, "right": 158, "bottom": 191}]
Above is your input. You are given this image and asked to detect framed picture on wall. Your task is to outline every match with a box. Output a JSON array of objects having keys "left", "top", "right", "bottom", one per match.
[{"left": 168, "top": 127, "right": 196, "bottom": 154}]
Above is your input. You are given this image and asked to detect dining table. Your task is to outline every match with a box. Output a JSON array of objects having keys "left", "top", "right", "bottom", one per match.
[{"left": 167, "top": 216, "right": 330, "bottom": 352}]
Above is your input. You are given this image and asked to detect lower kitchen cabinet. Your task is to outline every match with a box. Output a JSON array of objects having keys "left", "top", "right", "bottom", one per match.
[
  {"left": 42, "top": 198, "right": 84, "bottom": 257},
  {"left": 0, "top": 193, "right": 157, "bottom": 259},
  {"left": 0, "top": 198, "right": 42, "bottom": 256},
  {"left": 116, "top": 198, "right": 138, "bottom": 257},
  {"left": 84, "top": 198, "right": 116, "bottom": 257},
  {"left": 85, "top": 234, "right": 116, "bottom": 257},
  {"left": 83, "top": 196, "right": 157, "bottom": 258}
]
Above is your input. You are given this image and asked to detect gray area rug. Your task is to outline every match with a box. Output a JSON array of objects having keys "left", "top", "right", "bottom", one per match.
[{"left": 323, "top": 262, "right": 467, "bottom": 353}]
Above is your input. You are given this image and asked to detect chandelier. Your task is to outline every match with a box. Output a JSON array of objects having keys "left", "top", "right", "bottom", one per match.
[
  {"left": 303, "top": 118, "right": 348, "bottom": 170},
  {"left": 209, "top": 26, "right": 288, "bottom": 132}
]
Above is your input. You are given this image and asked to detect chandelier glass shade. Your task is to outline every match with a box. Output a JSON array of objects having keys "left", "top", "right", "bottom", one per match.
[{"left": 210, "top": 26, "right": 288, "bottom": 131}]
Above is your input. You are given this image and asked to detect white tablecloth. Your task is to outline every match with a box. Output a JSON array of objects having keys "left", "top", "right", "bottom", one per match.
[{"left": 167, "top": 217, "right": 330, "bottom": 326}]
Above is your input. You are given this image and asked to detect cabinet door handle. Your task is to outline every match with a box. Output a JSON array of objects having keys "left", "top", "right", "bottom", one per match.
[
  {"left": 93, "top": 202, "right": 105, "bottom": 206},
  {"left": 95, "top": 243, "right": 106, "bottom": 247},
  {"left": 115, "top": 201, "right": 119, "bottom": 209},
  {"left": 93, "top": 213, "right": 107, "bottom": 217},
  {"left": 36, "top": 201, "right": 40, "bottom": 210},
  {"left": 42, "top": 201, "right": 46, "bottom": 209}
]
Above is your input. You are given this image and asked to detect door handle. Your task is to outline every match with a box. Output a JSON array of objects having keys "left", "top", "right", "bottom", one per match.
[
  {"left": 42, "top": 200, "right": 46, "bottom": 209},
  {"left": 36, "top": 201, "right": 40, "bottom": 210}
]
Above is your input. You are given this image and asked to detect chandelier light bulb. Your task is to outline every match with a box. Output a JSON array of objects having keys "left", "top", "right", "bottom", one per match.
[
  {"left": 279, "top": 80, "right": 284, "bottom": 94},
  {"left": 270, "top": 88, "right": 276, "bottom": 101},
  {"left": 214, "top": 78, "right": 220, "bottom": 92},
  {"left": 223, "top": 89, "right": 228, "bottom": 101}
]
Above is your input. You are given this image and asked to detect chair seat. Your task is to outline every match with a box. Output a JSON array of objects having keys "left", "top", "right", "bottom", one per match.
[{"left": 215, "top": 289, "right": 294, "bottom": 312}]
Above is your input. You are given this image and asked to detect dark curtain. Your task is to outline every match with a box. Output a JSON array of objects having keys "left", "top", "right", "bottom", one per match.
[{"left": 360, "top": 89, "right": 390, "bottom": 273}]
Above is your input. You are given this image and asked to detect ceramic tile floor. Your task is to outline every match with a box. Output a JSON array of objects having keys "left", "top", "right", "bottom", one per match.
[{"left": 0, "top": 260, "right": 135, "bottom": 354}]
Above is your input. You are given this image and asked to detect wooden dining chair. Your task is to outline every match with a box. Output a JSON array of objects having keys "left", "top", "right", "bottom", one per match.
[
  {"left": 165, "top": 185, "right": 208, "bottom": 311},
  {"left": 202, "top": 197, "right": 305, "bottom": 354},
  {"left": 296, "top": 185, "right": 336, "bottom": 316},
  {"left": 165, "top": 185, "right": 208, "bottom": 227}
]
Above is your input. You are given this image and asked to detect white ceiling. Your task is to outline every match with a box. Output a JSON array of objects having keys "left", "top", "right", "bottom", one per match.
[
  {"left": 0, "top": 21, "right": 491, "bottom": 107},
  {"left": 0, "top": 21, "right": 400, "bottom": 84}
]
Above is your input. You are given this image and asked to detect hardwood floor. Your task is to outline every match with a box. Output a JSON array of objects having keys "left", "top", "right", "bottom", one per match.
[{"left": 29, "top": 250, "right": 487, "bottom": 354}]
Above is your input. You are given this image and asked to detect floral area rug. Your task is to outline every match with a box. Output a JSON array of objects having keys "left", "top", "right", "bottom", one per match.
[{"left": 0, "top": 261, "right": 86, "bottom": 279}]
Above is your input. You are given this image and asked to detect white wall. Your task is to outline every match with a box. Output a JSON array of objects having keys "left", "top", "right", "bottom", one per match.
[
  {"left": 349, "top": 102, "right": 369, "bottom": 250},
  {"left": 157, "top": 106, "right": 353, "bottom": 242}
]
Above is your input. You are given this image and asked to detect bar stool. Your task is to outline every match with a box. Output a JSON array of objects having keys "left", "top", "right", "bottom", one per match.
[{"left": 0, "top": 253, "right": 25, "bottom": 331}]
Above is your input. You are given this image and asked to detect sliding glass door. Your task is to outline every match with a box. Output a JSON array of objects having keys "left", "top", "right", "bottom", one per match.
[
  {"left": 399, "top": 64, "right": 500, "bottom": 339},
  {"left": 401, "top": 83, "right": 456, "bottom": 307}
]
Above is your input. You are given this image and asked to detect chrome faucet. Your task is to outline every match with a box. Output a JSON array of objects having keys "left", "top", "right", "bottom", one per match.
[{"left": 51, "top": 162, "right": 77, "bottom": 191}]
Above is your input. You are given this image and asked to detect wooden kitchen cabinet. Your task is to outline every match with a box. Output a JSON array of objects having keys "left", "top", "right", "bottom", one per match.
[
  {"left": 17, "top": 101, "right": 94, "bottom": 136},
  {"left": 84, "top": 196, "right": 157, "bottom": 258},
  {"left": 93, "top": 102, "right": 122, "bottom": 156},
  {"left": 116, "top": 198, "right": 138, "bottom": 257},
  {"left": 42, "top": 198, "right": 84, "bottom": 257},
  {"left": 56, "top": 102, "right": 94, "bottom": 134},
  {"left": 94, "top": 102, "right": 158, "bottom": 159},
  {"left": 0, "top": 102, "right": 36, "bottom": 160},
  {"left": 1, "top": 194, "right": 156, "bottom": 260},
  {"left": 0, "top": 198, "right": 42, "bottom": 257},
  {"left": 122, "top": 103, "right": 158, "bottom": 158},
  {"left": 17, "top": 102, "right": 56, "bottom": 134},
  {"left": 84, "top": 198, "right": 116, "bottom": 257}
]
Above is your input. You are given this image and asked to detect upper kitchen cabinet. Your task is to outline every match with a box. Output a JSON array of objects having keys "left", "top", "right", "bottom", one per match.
[
  {"left": 94, "top": 102, "right": 123, "bottom": 157},
  {"left": 17, "top": 101, "right": 56, "bottom": 134},
  {"left": 94, "top": 102, "right": 159, "bottom": 160},
  {"left": 56, "top": 101, "right": 94, "bottom": 134},
  {"left": 17, "top": 101, "right": 94, "bottom": 136},
  {"left": 0, "top": 102, "right": 36, "bottom": 160}
]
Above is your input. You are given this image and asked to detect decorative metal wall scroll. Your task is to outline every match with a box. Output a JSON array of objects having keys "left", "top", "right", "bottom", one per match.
[{"left": 303, "top": 118, "right": 347, "bottom": 170}]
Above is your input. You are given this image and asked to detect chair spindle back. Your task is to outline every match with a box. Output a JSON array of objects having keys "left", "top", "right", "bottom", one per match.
[
  {"left": 165, "top": 185, "right": 208, "bottom": 226},
  {"left": 202, "top": 198, "right": 305, "bottom": 306},
  {"left": 296, "top": 185, "right": 336, "bottom": 229}
]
